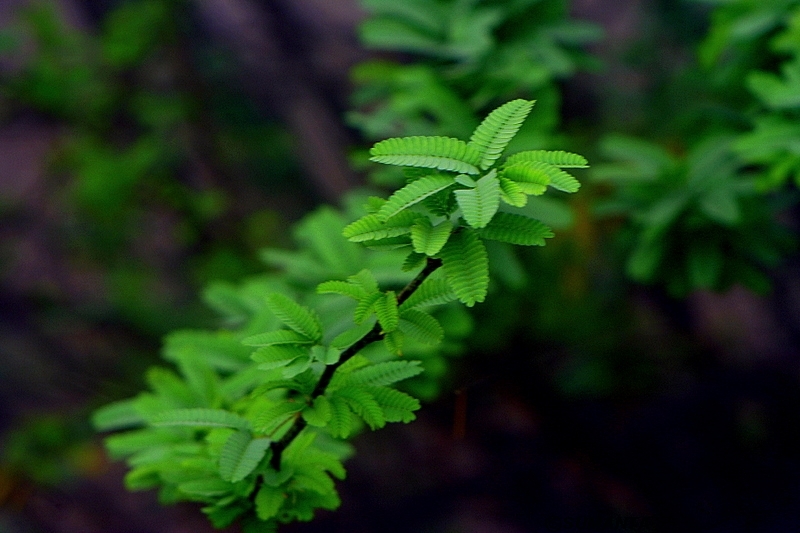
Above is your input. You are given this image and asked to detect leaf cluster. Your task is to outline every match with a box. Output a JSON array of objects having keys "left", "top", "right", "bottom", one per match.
[{"left": 95, "top": 100, "right": 587, "bottom": 531}]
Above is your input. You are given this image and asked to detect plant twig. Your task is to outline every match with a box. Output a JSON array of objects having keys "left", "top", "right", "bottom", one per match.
[{"left": 267, "top": 257, "right": 442, "bottom": 468}]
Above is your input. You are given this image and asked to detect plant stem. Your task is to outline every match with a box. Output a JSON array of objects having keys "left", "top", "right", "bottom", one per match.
[{"left": 268, "top": 257, "right": 442, "bottom": 468}]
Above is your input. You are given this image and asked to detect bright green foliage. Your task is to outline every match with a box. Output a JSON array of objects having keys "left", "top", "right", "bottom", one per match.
[
  {"left": 469, "top": 99, "right": 536, "bottom": 169},
  {"left": 376, "top": 175, "right": 456, "bottom": 220},
  {"left": 480, "top": 213, "right": 555, "bottom": 246},
  {"left": 345, "top": 100, "right": 581, "bottom": 307},
  {"left": 455, "top": 172, "right": 501, "bottom": 228},
  {"left": 94, "top": 101, "right": 585, "bottom": 531},
  {"left": 439, "top": 230, "right": 490, "bottom": 307},
  {"left": 370, "top": 136, "right": 481, "bottom": 174},
  {"left": 264, "top": 294, "right": 323, "bottom": 342}
]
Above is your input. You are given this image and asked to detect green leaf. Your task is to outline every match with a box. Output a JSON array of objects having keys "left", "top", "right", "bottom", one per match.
[
  {"left": 302, "top": 396, "right": 333, "bottom": 427},
  {"left": 479, "top": 212, "right": 554, "bottom": 246},
  {"left": 149, "top": 408, "right": 251, "bottom": 431},
  {"left": 398, "top": 278, "right": 458, "bottom": 311},
  {"left": 347, "top": 360, "right": 424, "bottom": 387},
  {"left": 316, "top": 280, "right": 366, "bottom": 300},
  {"left": 402, "top": 251, "right": 427, "bottom": 271},
  {"left": 330, "top": 321, "right": 374, "bottom": 350},
  {"left": 370, "top": 136, "right": 481, "bottom": 174},
  {"left": 251, "top": 344, "right": 308, "bottom": 370},
  {"left": 439, "top": 230, "right": 489, "bottom": 307},
  {"left": 242, "top": 330, "right": 314, "bottom": 347},
  {"left": 354, "top": 292, "right": 383, "bottom": 324},
  {"left": 468, "top": 99, "right": 535, "bottom": 170},
  {"left": 93, "top": 399, "right": 144, "bottom": 431},
  {"left": 264, "top": 293, "right": 323, "bottom": 342},
  {"left": 374, "top": 291, "right": 400, "bottom": 333},
  {"left": 455, "top": 171, "right": 501, "bottom": 228},
  {"left": 255, "top": 485, "right": 285, "bottom": 520},
  {"left": 411, "top": 219, "right": 453, "bottom": 256},
  {"left": 376, "top": 174, "right": 455, "bottom": 221},
  {"left": 399, "top": 309, "right": 444, "bottom": 345},
  {"left": 498, "top": 177, "right": 527, "bottom": 207},
  {"left": 383, "top": 329, "right": 405, "bottom": 355},
  {"left": 499, "top": 162, "right": 550, "bottom": 195},
  {"left": 253, "top": 401, "right": 303, "bottom": 436},
  {"left": 327, "top": 396, "right": 357, "bottom": 438},
  {"left": 179, "top": 479, "right": 233, "bottom": 498},
  {"left": 342, "top": 211, "right": 420, "bottom": 242},
  {"left": 505, "top": 149, "right": 588, "bottom": 168},
  {"left": 218, "top": 431, "right": 271, "bottom": 482},
  {"left": 370, "top": 387, "right": 420, "bottom": 423},
  {"left": 311, "top": 345, "right": 342, "bottom": 365},
  {"left": 335, "top": 386, "right": 386, "bottom": 430}
]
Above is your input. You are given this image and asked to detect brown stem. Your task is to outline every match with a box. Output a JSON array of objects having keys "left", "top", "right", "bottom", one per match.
[{"left": 267, "top": 257, "right": 442, "bottom": 469}]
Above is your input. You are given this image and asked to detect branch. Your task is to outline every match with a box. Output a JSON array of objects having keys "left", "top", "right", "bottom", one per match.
[{"left": 267, "top": 257, "right": 443, "bottom": 468}]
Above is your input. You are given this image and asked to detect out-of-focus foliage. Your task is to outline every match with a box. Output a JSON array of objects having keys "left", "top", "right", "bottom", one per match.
[{"left": 593, "top": 135, "right": 792, "bottom": 295}]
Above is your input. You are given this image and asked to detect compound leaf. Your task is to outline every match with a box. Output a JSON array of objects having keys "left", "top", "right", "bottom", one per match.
[
  {"left": 399, "top": 308, "right": 444, "bottom": 345},
  {"left": 347, "top": 360, "right": 424, "bottom": 387},
  {"left": 411, "top": 218, "right": 453, "bottom": 256},
  {"left": 505, "top": 149, "right": 588, "bottom": 168},
  {"left": 265, "top": 293, "right": 322, "bottom": 342},
  {"left": 377, "top": 174, "right": 455, "bottom": 221},
  {"left": 370, "top": 387, "right": 420, "bottom": 423},
  {"left": 438, "top": 230, "right": 489, "bottom": 307},
  {"left": 370, "top": 136, "right": 481, "bottom": 174},
  {"left": 455, "top": 171, "right": 500, "bottom": 228},
  {"left": 373, "top": 291, "right": 399, "bottom": 333},
  {"left": 398, "top": 278, "right": 458, "bottom": 311},
  {"left": 242, "top": 330, "right": 314, "bottom": 347},
  {"left": 149, "top": 408, "right": 251, "bottom": 431},
  {"left": 479, "top": 212, "right": 554, "bottom": 246},
  {"left": 219, "top": 431, "right": 271, "bottom": 482},
  {"left": 468, "top": 99, "right": 535, "bottom": 170}
]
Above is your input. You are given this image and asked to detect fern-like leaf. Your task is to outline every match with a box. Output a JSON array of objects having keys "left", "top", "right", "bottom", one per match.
[
  {"left": 455, "top": 171, "right": 501, "bottom": 228},
  {"left": 399, "top": 308, "right": 444, "bottom": 345},
  {"left": 342, "top": 211, "right": 421, "bottom": 242},
  {"left": 264, "top": 293, "right": 323, "bottom": 342},
  {"left": 498, "top": 177, "right": 528, "bottom": 207},
  {"left": 377, "top": 174, "right": 455, "bottom": 221},
  {"left": 219, "top": 431, "right": 271, "bottom": 482},
  {"left": 468, "top": 99, "right": 535, "bottom": 170},
  {"left": 504, "top": 160, "right": 580, "bottom": 193},
  {"left": 354, "top": 291, "right": 383, "bottom": 324},
  {"left": 251, "top": 344, "right": 308, "bottom": 370},
  {"left": 242, "top": 330, "right": 313, "bottom": 347},
  {"left": 373, "top": 291, "right": 399, "bottom": 333},
  {"left": 302, "top": 395, "right": 333, "bottom": 427},
  {"left": 370, "top": 136, "right": 481, "bottom": 174},
  {"left": 254, "top": 484, "right": 285, "bottom": 521},
  {"left": 401, "top": 251, "right": 427, "bottom": 272},
  {"left": 480, "top": 213, "right": 554, "bottom": 246},
  {"left": 411, "top": 218, "right": 453, "bottom": 256},
  {"left": 335, "top": 386, "right": 386, "bottom": 430},
  {"left": 499, "top": 162, "right": 550, "bottom": 195},
  {"left": 149, "top": 408, "right": 251, "bottom": 430},
  {"left": 370, "top": 387, "right": 420, "bottom": 423},
  {"left": 383, "top": 329, "right": 404, "bottom": 355},
  {"left": 505, "top": 150, "right": 589, "bottom": 168},
  {"left": 398, "top": 278, "right": 458, "bottom": 311},
  {"left": 316, "top": 280, "right": 366, "bottom": 301},
  {"left": 253, "top": 401, "right": 303, "bottom": 436},
  {"left": 327, "top": 395, "right": 357, "bottom": 438},
  {"left": 347, "top": 360, "right": 424, "bottom": 387},
  {"left": 438, "top": 230, "right": 489, "bottom": 307}
]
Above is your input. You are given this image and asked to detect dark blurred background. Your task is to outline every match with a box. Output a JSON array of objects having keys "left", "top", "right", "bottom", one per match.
[{"left": 2, "top": 0, "right": 800, "bottom": 532}]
